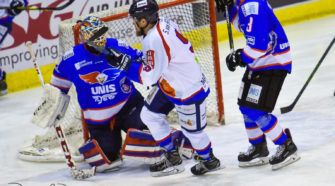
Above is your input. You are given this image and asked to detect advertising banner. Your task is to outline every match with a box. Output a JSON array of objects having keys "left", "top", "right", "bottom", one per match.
[{"left": 0, "top": 0, "right": 132, "bottom": 73}]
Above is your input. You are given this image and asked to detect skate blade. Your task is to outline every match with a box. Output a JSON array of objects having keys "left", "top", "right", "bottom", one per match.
[
  {"left": 151, "top": 164, "right": 185, "bottom": 177},
  {"left": 204, "top": 164, "right": 225, "bottom": 174},
  {"left": 239, "top": 157, "right": 269, "bottom": 168},
  {"left": 272, "top": 153, "right": 301, "bottom": 170}
]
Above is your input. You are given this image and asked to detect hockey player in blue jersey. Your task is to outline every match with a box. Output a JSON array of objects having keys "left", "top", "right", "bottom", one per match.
[
  {"left": 50, "top": 16, "right": 151, "bottom": 172},
  {"left": 0, "top": 0, "right": 27, "bottom": 46},
  {"left": 0, "top": 0, "right": 27, "bottom": 95},
  {"left": 215, "top": 0, "right": 300, "bottom": 170}
]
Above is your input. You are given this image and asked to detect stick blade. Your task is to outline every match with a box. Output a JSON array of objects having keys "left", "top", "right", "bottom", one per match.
[{"left": 280, "top": 105, "right": 293, "bottom": 114}]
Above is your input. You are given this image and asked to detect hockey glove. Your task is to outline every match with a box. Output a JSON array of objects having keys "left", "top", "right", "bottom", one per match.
[
  {"left": 7, "top": 0, "right": 24, "bottom": 16},
  {"left": 225, "top": 48, "right": 246, "bottom": 72},
  {"left": 215, "top": 0, "right": 233, "bottom": 12},
  {"left": 105, "top": 48, "right": 132, "bottom": 71}
]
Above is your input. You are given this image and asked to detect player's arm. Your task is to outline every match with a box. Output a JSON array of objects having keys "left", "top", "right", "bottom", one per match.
[
  {"left": 225, "top": 2, "right": 269, "bottom": 71},
  {"left": 31, "top": 50, "right": 74, "bottom": 128},
  {"left": 50, "top": 50, "right": 74, "bottom": 94},
  {"left": 139, "top": 35, "right": 169, "bottom": 87},
  {"left": 238, "top": 2, "right": 270, "bottom": 64}
]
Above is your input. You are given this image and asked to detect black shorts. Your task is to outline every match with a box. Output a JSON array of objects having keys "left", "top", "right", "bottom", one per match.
[{"left": 238, "top": 69, "right": 287, "bottom": 113}]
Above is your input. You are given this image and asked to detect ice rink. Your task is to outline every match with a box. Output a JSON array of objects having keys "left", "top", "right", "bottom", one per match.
[{"left": 0, "top": 15, "right": 335, "bottom": 186}]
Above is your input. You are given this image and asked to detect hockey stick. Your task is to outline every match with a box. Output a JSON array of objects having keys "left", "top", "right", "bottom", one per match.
[
  {"left": 224, "top": 0, "right": 234, "bottom": 52},
  {"left": 0, "top": 0, "right": 74, "bottom": 11},
  {"left": 27, "top": 42, "right": 96, "bottom": 179},
  {"left": 280, "top": 36, "right": 335, "bottom": 114},
  {"left": 26, "top": 41, "right": 45, "bottom": 87},
  {"left": 51, "top": 96, "right": 96, "bottom": 180}
]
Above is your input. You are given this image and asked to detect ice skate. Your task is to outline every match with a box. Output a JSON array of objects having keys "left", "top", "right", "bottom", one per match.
[
  {"left": 150, "top": 149, "right": 184, "bottom": 177},
  {"left": 270, "top": 129, "right": 300, "bottom": 170},
  {"left": 191, "top": 150, "right": 221, "bottom": 175},
  {"left": 238, "top": 141, "right": 269, "bottom": 167}
]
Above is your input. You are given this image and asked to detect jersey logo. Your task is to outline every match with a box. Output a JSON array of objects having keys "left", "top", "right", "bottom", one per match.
[
  {"left": 246, "top": 35, "right": 256, "bottom": 45},
  {"left": 242, "top": 2, "right": 259, "bottom": 17},
  {"left": 62, "top": 49, "right": 74, "bottom": 60},
  {"left": 137, "top": 0, "right": 147, "bottom": 7},
  {"left": 120, "top": 77, "right": 132, "bottom": 94},
  {"left": 74, "top": 60, "right": 93, "bottom": 70},
  {"left": 146, "top": 50, "right": 155, "bottom": 69},
  {"left": 79, "top": 69, "right": 120, "bottom": 85}
]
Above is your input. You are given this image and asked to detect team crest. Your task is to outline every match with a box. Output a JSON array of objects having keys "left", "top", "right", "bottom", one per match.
[
  {"left": 96, "top": 73, "right": 108, "bottom": 84},
  {"left": 146, "top": 50, "right": 155, "bottom": 69},
  {"left": 80, "top": 69, "right": 120, "bottom": 85},
  {"left": 120, "top": 77, "right": 132, "bottom": 93}
]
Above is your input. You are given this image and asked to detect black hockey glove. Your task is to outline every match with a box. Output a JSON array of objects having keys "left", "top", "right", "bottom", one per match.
[
  {"left": 215, "top": 0, "right": 233, "bottom": 13},
  {"left": 105, "top": 48, "right": 132, "bottom": 71},
  {"left": 225, "top": 48, "right": 246, "bottom": 72},
  {"left": 7, "top": 0, "right": 24, "bottom": 16}
]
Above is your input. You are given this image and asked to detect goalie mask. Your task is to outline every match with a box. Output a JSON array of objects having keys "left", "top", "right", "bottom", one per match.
[{"left": 79, "top": 16, "right": 108, "bottom": 47}]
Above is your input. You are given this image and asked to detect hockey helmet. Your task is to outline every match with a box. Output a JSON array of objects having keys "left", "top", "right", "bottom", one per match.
[
  {"left": 129, "top": 0, "right": 159, "bottom": 23},
  {"left": 79, "top": 16, "right": 108, "bottom": 47}
]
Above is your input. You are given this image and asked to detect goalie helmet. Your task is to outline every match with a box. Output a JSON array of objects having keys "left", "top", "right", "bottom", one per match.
[
  {"left": 129, "top": 0, "right": 159, "bottom": 24},
  {"left": 79, "top": 16, "right": 108, "bottom": 47}
]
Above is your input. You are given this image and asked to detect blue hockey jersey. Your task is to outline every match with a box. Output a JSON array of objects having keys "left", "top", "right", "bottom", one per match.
[
  {"left": 51, "top": 38, "right": 142, "bottom": 125},
  {"left": 229, "top": 0, "right": 292, "bottom": 73}
]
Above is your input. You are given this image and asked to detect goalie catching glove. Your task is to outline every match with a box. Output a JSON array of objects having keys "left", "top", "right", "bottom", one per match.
[{"left": 32, "top": 84, "right": 70, "bottom": 128}]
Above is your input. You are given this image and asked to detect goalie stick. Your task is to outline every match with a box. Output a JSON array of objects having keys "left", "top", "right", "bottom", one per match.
[
  {"left": 52, "top": 94, "right": 95, "bottom": 180},
  {"left": 0, "top": 0, "right": 74, "bottom": 11},
  {"left": 280, "top": 36, "right": 335, "bottom": 114},
  {"left": 26, "top": 41, "right": 44, "bottom": 87}
]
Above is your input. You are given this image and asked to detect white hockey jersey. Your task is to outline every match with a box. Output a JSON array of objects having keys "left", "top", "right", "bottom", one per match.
[{"left": 130, "top": 18, "right": 210, "bottom": 105}]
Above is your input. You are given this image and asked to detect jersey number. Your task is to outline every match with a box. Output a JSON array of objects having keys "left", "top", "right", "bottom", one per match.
[{"left": 246, "top": 17, "right": 253, "bottom": 32}]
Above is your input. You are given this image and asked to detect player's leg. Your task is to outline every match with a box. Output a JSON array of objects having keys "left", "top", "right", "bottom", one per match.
[
  {"left": 0, "top": 68, "right": 8, "bottom": 96},
  {"left": 237, "top": 114, "right": 269, "bottom": 167},
  {"left": 238, "top": 69, "right": 300, "bottom": 170},
  {"left": 176, "top": 99, "right": 221, "bottom": 175},
  {"left": 140, "top": 87, "right": 182, "bottom": 177},
  {"left": 79, "top": 122, "right": 123, "bottom": 172}
]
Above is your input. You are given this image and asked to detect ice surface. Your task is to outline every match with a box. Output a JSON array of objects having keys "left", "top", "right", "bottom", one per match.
[{"left": 0, "top": 15, "right": 334, "bottom": 186}]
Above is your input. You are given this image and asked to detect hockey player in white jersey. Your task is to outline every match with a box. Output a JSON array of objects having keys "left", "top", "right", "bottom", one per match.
[
  {"left": 108, "top": 0, "right": 222, "bottom": 176},
  {"left": 216, "top": 0, "right": 300, "bottom": 170}
]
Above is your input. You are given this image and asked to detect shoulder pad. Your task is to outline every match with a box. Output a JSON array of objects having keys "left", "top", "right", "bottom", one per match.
[
  {"left": 241, "top": 2, "right": 259, "bottom": 17},
  {"left": 62, "top": 49, "right": 74, "bottom": 61}
]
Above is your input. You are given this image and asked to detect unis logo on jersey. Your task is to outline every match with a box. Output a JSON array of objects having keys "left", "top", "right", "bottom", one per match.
[
  {"left": 146, "top": 50, "right": 155, "bottom": 69},
  {"left": 79, "top": 69, "right": 121, "bottom": 85}
]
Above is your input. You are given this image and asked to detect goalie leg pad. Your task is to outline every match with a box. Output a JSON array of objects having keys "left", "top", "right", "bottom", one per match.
[
  {"left": 79, "top": 139, "right": 122, "bottom": 173},
  {"left": 121, "top": 128, "right": 194, "bottom": 164},
  {"left": 122, "top": 128, "right": 163, "bottom": 164}
]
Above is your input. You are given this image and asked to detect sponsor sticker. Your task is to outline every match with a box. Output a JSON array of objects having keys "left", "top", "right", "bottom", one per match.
[
  {"left": 246, "top": 84, "right": 262, "bottom": 104},
  {"left": 242, "top": 2, "right": 259, "bottom": 17}
]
